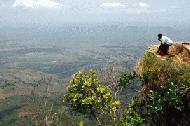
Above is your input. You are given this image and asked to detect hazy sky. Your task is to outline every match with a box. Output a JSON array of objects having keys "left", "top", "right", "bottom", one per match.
[{"left": 0, "top": 0, "right": 190, "bottom": 26}]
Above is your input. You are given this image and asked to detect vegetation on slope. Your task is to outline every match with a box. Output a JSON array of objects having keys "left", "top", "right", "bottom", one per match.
[
  {"left": 2, "top": 44, "right": 190, "bottom": 126},
  {"left": 31, "top": 50, "right": 190, "bottom": 126},
  {"left": 64, "top": 69, "right": 120, "bottom": 125},
  {"left": 130, "top": 52, "right": 190, "bottom": 126},
  {"left": 136, "top": 52, "right": 190, "bottom": 94}
]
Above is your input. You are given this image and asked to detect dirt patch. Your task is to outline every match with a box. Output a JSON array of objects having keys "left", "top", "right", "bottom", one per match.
[
  {"left": 16, "top": 104, "right": 36, "bottom": 117},
  {"left": 18, "top": 111, "right": 36, "bottom": 117}
]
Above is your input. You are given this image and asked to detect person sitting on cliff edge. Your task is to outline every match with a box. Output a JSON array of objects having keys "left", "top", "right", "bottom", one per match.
[{"left": 157, "top": 33, "right": 173, "bottom": 55}]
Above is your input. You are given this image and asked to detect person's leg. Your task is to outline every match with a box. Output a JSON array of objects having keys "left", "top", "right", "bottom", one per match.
[
  {"left": 158, "top": 44, "right": 164, "bottom": 55},
  {"left": 163, "top": 43, "right": 170, "bottom": 55}
]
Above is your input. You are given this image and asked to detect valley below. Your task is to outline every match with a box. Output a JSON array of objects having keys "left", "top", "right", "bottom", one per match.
[{"left": 0, "top": 24, "right": 189, "bottom": 125}]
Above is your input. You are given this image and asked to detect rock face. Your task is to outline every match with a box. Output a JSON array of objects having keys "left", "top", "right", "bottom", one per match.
[{"left": 148, "top": 42, "right": 190, "bottom": 64}]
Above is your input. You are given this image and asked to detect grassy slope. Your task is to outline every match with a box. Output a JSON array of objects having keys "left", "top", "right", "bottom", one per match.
[{"left": 131, "top": 50, "right": 190, "bottom": 126}]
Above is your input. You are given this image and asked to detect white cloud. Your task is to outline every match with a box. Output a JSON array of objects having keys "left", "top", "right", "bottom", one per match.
[
  {"left": 138, "top": 2, "right": 150, "bottom": 8},
  {"left": 12, "top": 0, "right": 63, "bottom": 9},
  {"left": 101, "top": 2, "right": 126, "bottom": 8}
]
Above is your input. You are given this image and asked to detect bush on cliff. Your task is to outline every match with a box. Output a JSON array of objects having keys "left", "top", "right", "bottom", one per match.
[
  {"left": 64, "top": 68, "right": 120, "bottom": 125},
  {"left": 136, "top": 52, "right": 190, "bottom": 94},
  {"left": 129, "top": 52, "right": 190, "bottom": 126}
]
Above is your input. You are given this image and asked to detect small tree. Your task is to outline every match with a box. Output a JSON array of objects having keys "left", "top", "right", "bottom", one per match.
[{"left": 64, "top": 69, "right": 120, "bottom": 125}]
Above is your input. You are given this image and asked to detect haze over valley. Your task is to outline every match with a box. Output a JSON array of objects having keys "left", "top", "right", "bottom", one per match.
[{"left": 1, "top": 0, "right": 190, "bottom": 125}]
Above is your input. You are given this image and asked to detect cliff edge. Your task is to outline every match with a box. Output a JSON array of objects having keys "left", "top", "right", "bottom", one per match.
[
  {"left": 135, "top": 42, "right": 190, "bottom": 94},
  {"left": 148, "top": 42, "right": 190, "bottom": 64}
]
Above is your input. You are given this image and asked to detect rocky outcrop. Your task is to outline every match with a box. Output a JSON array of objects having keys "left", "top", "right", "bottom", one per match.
[{"left": 148, "top": 42, "right": 190, "bottom": 64}]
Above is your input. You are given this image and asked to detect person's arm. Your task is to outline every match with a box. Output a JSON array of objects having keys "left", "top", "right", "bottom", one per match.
[{"left": 158, "top": 38, "right": 162, "bottom": 44}]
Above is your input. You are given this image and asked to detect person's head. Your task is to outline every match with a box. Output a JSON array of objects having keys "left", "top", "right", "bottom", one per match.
[{"left": 158, "top": 33, "right": 162, "bottom": 40}]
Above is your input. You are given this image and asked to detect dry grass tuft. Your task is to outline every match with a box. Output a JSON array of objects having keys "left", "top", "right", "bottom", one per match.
[
  {"left": 135, "top": 52, "right": 190, "bottom": 95},
  {"left": 169, "top": 43, "right": 190, "bottom": 64}
]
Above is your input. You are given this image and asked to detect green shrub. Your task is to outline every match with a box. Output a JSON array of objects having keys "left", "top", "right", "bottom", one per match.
[
  {"left": 148, "top": 81, "right": 184, "bottom": 112},
  {"left": 118, "top": 71, "right": 138, "bottom": 87},
  {"left": 145, "top": 80, "right": 190, "bottom": 125},
  {"left": 121, "top": 98, "right": 144, "bottom": 126},
  {"left": 64, "top": 68, "right": 120, "bottom": 118}
]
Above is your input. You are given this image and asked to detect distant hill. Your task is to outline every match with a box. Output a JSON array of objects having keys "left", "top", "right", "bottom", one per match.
[{"left": 0, "top": 68, "right": 65, "bottom": 99}]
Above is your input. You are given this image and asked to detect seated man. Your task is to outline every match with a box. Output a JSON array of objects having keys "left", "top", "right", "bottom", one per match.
[{"left": 157, "top": 33, "right": 173, "bottom": 55}]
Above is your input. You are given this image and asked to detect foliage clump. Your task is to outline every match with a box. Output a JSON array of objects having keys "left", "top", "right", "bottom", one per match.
[
  {"left": 148, "top": 81, "right": 184, "bottom": 112},
  {"left": 118, "top": 71, "right": 138, "bottom": 87},
  {"left": 64, "top": 68, "right": 120, "bottom": 118},
  {"left": 145, "top": 81, "right": 190, "bottom": 125},
  {"left": 121, "top": 97, "right": 144, "bottom": 126}
]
